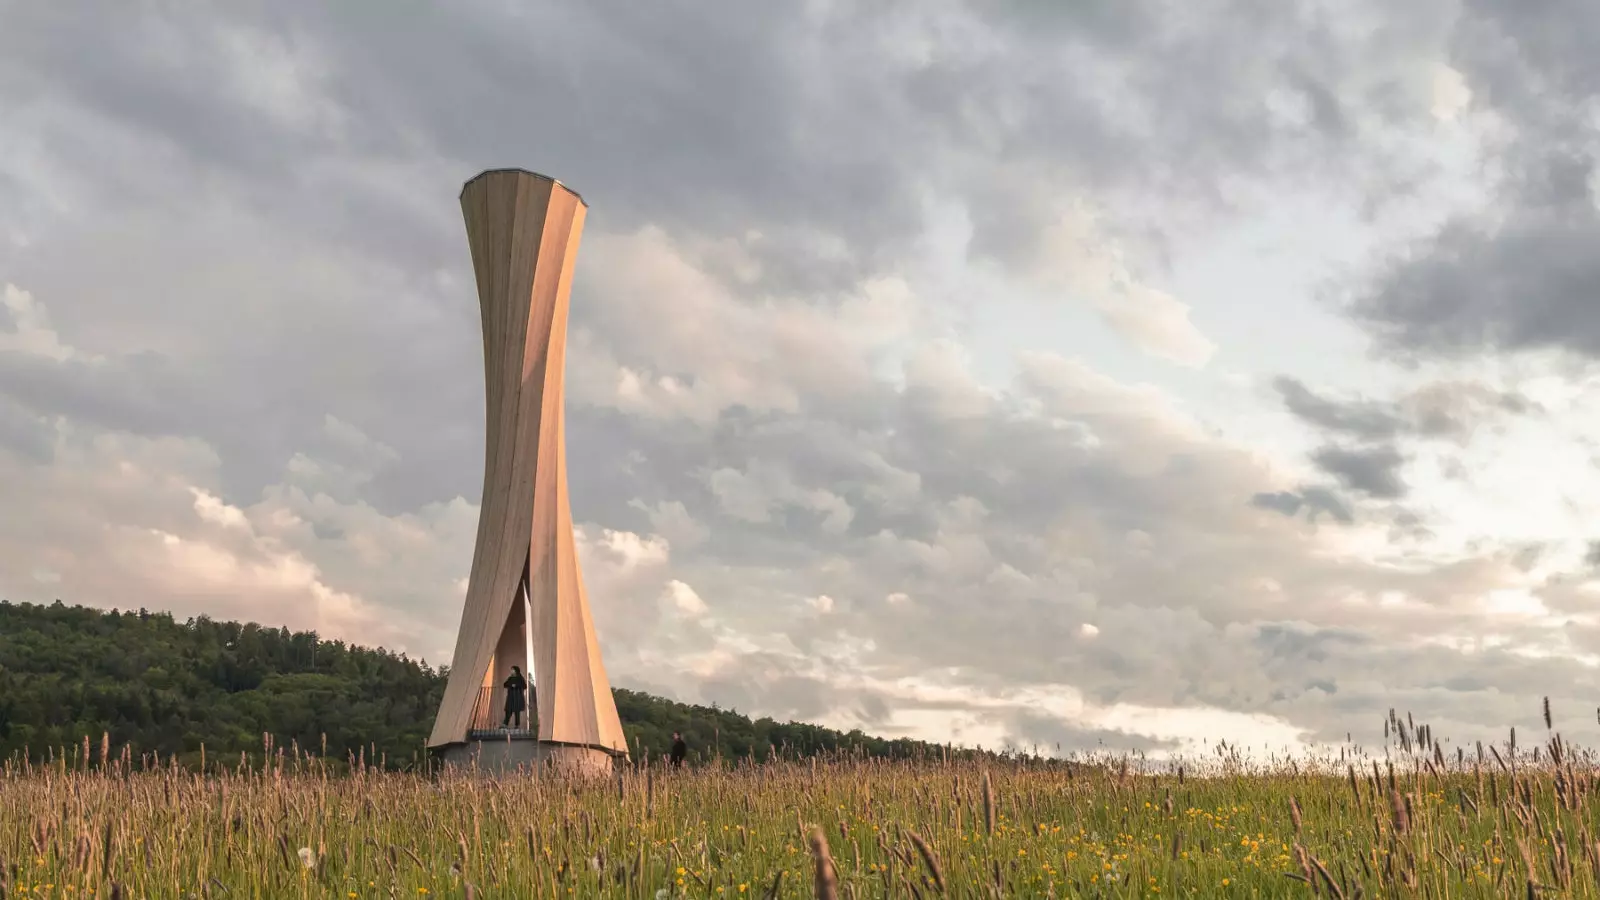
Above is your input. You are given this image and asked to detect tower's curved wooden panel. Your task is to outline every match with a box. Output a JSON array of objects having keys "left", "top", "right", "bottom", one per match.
[{"left": 427, "top": 170, "right": 627, "bottom": 756}]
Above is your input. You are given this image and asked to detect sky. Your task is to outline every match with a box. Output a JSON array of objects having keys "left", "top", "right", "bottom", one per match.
[{"left": 4, "top": 0, "right": 1600, "bottom": 760}]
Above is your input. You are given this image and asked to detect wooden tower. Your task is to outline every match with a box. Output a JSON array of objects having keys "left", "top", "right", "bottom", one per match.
[{"left": 428, "top": 169, "right": 628, "bottom": 774}]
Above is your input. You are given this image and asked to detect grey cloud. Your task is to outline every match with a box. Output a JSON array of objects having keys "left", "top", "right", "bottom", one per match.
[
  {"left": 0, "top": 351, "right": 207, "bottom": 442},
  {"left": 1309, "top": 444, "right": 1408, "bottom": 498},
  {"left": 1402, "top": 380, "right": 1540, "bottom": 438},
  {"left": 1296, "top": 486, "right": 1357, "bottom": 523},
  {"left": 0, "top": 0, "right": 1463, "bottom": 525},
  {"left": 855, "top": 693, "right": 893, "bottom": 727},
  {"left": 1250, "top": 488, "right": 1353, "bottom": 524},
  {"left": 1250, "top": 627, "right": 1600, "bottom": 746},
  {"left": 697, "top": 678, "right": 760, "bottom": 721},
  {"left": 8, "top": 2, "right": 917, "bottom": 279},
  {"left": 1250, "top": 491, "right": 1305, "bottom": 517},
  {"left": 1352, "top": 172, "right": 1600, "bottom": 359},
  {"left": 0, "top": 393, "right": 54, "bottom": 465},
  {"left": 9, "top": 0, "right": 1447, "bottom": 293},
  {"left": 746, "top": 673, "right": 844, "bottom": 725},
  {"left": 1252, "top": 623, "right": 1371, "bottom": 665},
  {"left": 676, "top": 658, "right": 867, "bottom": 729},
  {"left": 1585, "top": 541, "right": 1600, "bottom": 570},
  {"left": 2, "top": 207, "right": 485, "bottom": 515},
  {"left": 1275, "top": 375, "right": 1534, "bottom": 442},
  {"left": 1387, "top": 508, "right": 1435, "bottom": 544},
  {"left": 1346, "top": 0, "right": 1600, "bottom": 360},
  {"left": 1509, "top": 542, "right": 1544, "bottom": 572},
  {"left": 1274, "top": 376, "right": 1403, "bottom": 440},
  {"left": 1269, "top": 374, "right": 1536, "bottom": 519},
  {"left": 1449, "top": 0, "right": 1600, "bottom": 143}
]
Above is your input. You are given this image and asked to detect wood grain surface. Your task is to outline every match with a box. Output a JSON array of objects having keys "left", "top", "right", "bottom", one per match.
[{"left": 427, "top": 170, "right": 628, "bottom": 756}]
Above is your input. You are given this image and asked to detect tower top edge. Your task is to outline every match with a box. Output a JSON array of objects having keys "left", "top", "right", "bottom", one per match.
[{"left": 460, "top": 169, "right": 588, "bottom": 206}]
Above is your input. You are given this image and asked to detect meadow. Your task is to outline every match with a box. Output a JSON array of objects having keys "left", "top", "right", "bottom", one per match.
[{"left": 2, "top": 708, "right": 1596, "bottom": 899}]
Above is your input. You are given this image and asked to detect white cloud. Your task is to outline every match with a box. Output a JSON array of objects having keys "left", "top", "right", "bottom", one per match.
[
  {"left": 566, "top": 227, "right": 920, "bottom": 424},
  {"left": 1095, "top": 282, "right": 1217, "bottom": 369},
  {"left": 190, "top": 487, "right": 249, "bottom": 530},
  {"left": 1030, "top": 208, "right": 1217, "bottom": 367},
  {"left": 629, "top": 499, "right": 710, "bottom": 549},
  {"left": 1, "top": 283, "right": 77, "bottom": 362},
  {"left": 1430, "top": 64, "right": 1472, "bottom": 122},
  {"left": 0, "top": 426, "right": 451, "bottom": 657},
  {"left": 707, "top": 461, "right": 856, "bottom": 534},
  {"left": 662, "top": 579, "right": 708, "bottom": 617},
  {"left": 582, "top": 527, "right": 672, "bottom": 572}
]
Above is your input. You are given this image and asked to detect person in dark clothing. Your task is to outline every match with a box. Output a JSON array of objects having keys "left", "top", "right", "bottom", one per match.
[
  {"left": 502, "top": 666, "right": 528, "bottom": 729},
  {"left": 669, "top": 732, "right": 688, "bottom": 768}
]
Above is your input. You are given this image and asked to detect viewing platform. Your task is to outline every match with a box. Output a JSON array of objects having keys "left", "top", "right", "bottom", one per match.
[
  {"left": 435, "top": 685, "right": 623, "bottom": 778},
  {"left": 466, "top": 727, "right": 536, "bottom": 741}
]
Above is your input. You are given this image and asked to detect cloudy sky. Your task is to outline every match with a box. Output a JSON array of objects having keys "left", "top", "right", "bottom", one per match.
[{"left": 5, "top": 0, "right": 1600, "bottom": 760}]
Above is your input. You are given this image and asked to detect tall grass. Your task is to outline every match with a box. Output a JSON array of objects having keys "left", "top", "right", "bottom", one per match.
[{"left": 2, "top": 704, "right": 1597, "bottom": 898}]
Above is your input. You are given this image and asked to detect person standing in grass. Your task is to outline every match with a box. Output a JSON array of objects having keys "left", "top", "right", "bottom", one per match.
[
  {"left": 670, "top": 732, "right": 688, "bottom": 768},
  {"left": 502, "top": 665, "right": 528, "bottom": 729}
]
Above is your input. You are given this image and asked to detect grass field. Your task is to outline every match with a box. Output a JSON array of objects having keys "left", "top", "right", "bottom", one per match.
[{"left": 1, "top": 712, "right": 1594, "bottom": 898}]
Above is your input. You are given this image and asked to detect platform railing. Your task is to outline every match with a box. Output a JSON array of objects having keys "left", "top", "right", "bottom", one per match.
[{"left": 467, "top": 685, "right": 537, "bottom": 739}]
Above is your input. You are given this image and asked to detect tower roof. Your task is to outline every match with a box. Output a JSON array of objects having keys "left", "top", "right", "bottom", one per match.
[{"left": 459, "top": 168, "right": 588, "bottom": 207}]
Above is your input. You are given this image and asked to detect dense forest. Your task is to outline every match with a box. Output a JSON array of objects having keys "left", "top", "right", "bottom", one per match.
[{"left": 0, "top": 600, "right": 997, "bottom": 771}]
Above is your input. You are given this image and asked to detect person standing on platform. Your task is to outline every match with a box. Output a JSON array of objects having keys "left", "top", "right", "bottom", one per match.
[{"left": 502, "top": 665, "right": 528, "bottom": 729}]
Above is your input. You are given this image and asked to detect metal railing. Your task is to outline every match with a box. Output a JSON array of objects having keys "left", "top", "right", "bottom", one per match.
[{"left": 467, "top": 684, "right": 537, "bottom": 739}]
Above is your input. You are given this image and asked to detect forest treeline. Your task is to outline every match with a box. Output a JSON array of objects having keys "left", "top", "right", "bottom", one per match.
[{"left": 0, "top": 600, "right": 1009, "bottom": 771}]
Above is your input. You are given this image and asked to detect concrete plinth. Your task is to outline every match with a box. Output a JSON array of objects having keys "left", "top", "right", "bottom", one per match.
[
  {"left": 540, "top": 743, "right": 621, "bottom": 778},
  {"left": 435, "top": 737, "right": 619, "bottom": 778}
]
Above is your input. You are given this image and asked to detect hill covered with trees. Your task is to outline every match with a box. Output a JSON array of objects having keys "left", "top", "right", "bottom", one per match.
[{"left": 0, "top": 600, "right": 987, "bottom": 770}]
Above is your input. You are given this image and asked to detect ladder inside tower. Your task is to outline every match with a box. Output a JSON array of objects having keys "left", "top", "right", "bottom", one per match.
[{"left": 467, "top": 562, "right": 538, "bottom": 738}]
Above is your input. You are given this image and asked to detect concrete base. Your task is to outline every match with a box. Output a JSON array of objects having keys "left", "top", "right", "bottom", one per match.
[{"left": 435, "top": 738, "right": 620, "bottom": 778}]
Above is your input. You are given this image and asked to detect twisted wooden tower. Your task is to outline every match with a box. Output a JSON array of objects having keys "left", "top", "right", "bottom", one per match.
[{"left": 428, "top": 169, "right": 628, "bottom": 775}]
